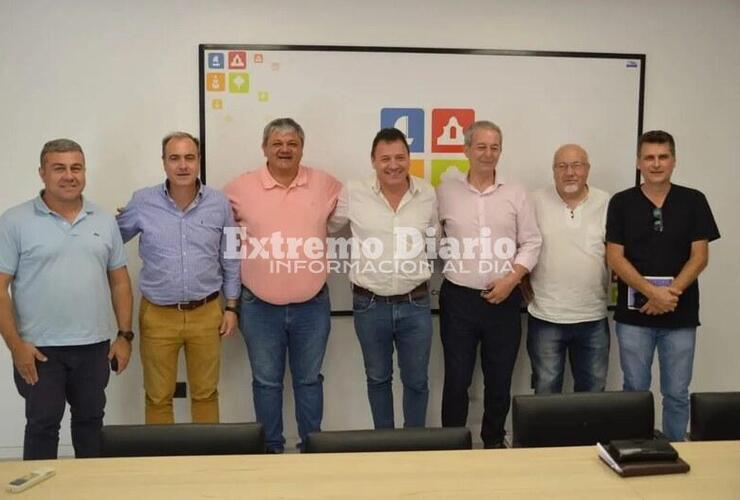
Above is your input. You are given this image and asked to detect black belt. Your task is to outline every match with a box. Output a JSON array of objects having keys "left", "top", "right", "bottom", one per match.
[
  {"left": 160, "top": 291, "right": 220, "bottom": 311},
  {"left": 352, "top": 283, "right": 428, "bottom": 303}
]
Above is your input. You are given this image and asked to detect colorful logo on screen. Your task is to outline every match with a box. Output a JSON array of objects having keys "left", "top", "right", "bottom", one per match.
[
  {"left": 380, "top": 107, "right": 474, "bottom": 185},
  {"left": 205, "top": 51, "right": 256, "bottom": 102}
]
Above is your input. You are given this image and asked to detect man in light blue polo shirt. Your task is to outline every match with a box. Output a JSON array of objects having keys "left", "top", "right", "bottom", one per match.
[{"left": 0, "top": 138, "right": 134, "bottom": 460}]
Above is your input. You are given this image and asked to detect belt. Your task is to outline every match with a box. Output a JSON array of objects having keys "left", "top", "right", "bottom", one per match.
[
  {"left": 160, "top": 291, "right": 220, "bottom": 311},
  {"left": 352, "top": 283, "right": 428, "bottom": 303}
]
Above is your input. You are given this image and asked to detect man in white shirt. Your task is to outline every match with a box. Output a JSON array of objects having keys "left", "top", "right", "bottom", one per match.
[
  {"left": 330, "top": 128, "right": 437, "bottom": 428},
  {"left": 525, "top": 144, "right": 610, "bottom": 394}
]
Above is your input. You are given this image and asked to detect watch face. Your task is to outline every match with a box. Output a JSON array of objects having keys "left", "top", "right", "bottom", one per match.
[{"left": 118, "top": 331, "right": 134, "bottom": 341}]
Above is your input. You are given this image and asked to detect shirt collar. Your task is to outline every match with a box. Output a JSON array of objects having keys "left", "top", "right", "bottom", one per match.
[
  {"left": 34, "top": 191, "right": 94, "bottom": 215},
  {"left": 260, "top": 165, "right": 308, "bottom": 190},
  {"left": 161, "top": 180, "right": 204, "bottom": 208},
  {"left": 371, "top": 175, "right": 420, "bottom": 195}
]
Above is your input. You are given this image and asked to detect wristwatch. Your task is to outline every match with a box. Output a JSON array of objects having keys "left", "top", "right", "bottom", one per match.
[
  {"left": 224, "top": 306, "right": 239, "bottom": 316},
  {"left": 117, "top": 330, "right": 135, "bottom": 342}
]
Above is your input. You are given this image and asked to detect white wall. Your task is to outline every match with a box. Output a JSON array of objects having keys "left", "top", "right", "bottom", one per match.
[{"left": 1, "top": 0, "right": 738, "bottom": 457}]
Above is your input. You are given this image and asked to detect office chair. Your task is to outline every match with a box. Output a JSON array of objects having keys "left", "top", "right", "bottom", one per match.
[
  {"left": 512, "top": 391, "right": 655, "bottom": 448},
  {"left": 304, "top": 427, "right": 472, "bottom": 453},
  {"left": 100, "top": 422, "right": 265, "bottom": 457},
  {"left": 690, "top": 392, "right": 740, "bottom": 441}
]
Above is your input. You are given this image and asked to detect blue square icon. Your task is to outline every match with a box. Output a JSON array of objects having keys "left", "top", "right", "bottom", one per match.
[
  {"left": 208, "top": 53, "right": 225, "bottom": 69},
  {"left": 380, "top": 108, "right": 425, "bottom": 153}
]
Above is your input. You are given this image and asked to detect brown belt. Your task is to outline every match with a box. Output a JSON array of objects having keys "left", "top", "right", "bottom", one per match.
[
  {"left": 160, "top": 291, "right": 220, "bottom": 311},
  {"left": 352, "top": 283, "right": 428, "bottom": 303}
]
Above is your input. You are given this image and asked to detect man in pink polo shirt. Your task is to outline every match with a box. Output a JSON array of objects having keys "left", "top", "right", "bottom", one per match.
[
  {"left": 224, "top": 118, "right": 342, "bottom": 453},
  {"left": 437, "top": 120, "right": 541, "bottom": 449}
]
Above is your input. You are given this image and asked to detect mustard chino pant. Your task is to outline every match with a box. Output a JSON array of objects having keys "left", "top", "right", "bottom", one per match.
[{"left": 139, "top": 297, "right": 222, "bottom": 424}]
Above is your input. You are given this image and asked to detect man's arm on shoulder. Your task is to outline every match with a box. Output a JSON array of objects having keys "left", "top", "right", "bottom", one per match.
[
  {"left": 606, "top": 242, "right": 679, "bottom": 315},
  {"left": 327, "top": 185, "right": 349, "bottom": 233},
  {"left": 108, "top": 266, "right": 133, "bottom": 373},
  {"left": 116, "top": 192, "right": 141, "bottom": 243},
  {"left": 0, "top": 272, "right": 48, "bottom": 385}
]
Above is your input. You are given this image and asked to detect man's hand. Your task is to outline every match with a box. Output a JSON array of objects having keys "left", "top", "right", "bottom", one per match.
[
  {"left": 108, "top": 337, "right": 132, "bottom": 374},
  {"left": 219, "top": 310, "right": 238, "bottom": 337},
  {"left": 640, "top": 285, "right": 681, "bottom": 315},
  {"left": 483, "top": 274, "right": 519, "bottom": 305},
  {"left": 11, "top": 341, "right": 47, "bottom": 385}
]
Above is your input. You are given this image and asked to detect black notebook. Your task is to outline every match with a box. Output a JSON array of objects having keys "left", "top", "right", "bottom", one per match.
[{"left": 597, "top": 440, "right": 690, "bottom": 477}]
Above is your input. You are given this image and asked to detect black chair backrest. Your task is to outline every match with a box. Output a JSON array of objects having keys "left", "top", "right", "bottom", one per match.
[
  {"left": 101, "top": 422, "right": 265, "bottom": 457},
  {"left": 690, "top": 392, "right": 740, "bottom": 441},
  {"left": 304, "top": 427, "right": 472, "bottom": 453},
  {"left": 512, "top": 391, "right": 655, "bottom": 448}
]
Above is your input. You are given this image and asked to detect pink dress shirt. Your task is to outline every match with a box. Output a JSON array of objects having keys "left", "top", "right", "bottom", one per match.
[
  {"left": 437, "top": 171, "right": 541, "bottom": 290},
  {"left": 224, "top": 165, "right": 342, "bottom": 305}
]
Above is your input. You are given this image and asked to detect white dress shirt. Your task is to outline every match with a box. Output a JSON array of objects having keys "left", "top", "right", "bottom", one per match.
[{"left": 330, "top": 175, "right": 438, "bottom": 295}]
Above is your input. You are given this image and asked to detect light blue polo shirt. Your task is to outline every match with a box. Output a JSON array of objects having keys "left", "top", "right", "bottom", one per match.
[{"left": 0, "top": 195, "right": 127, "bottom": 346}]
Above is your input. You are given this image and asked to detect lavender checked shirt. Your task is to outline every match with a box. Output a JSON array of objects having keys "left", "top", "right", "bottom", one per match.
[{"left": 117, "top": 182, "right": 240, "bottom": 305}]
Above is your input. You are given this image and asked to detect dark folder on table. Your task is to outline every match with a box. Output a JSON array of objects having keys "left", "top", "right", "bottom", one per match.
[{"left": 597, "top": 439, "right": 690, "bottom": 477}]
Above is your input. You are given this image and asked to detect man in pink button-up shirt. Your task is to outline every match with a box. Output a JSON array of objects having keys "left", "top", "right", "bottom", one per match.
[
  {"left": 224, "top": 118, "right": 342, "bottom": 453},
  {"left": 437, "top": 120, "right": 541, "bottom": 448}
]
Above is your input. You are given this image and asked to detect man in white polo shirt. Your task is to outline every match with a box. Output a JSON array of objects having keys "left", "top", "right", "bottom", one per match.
[
  {"left": 330, "top": 127, "right": 437, "bottom": 428},
  {"left": 525, "top": 144, "right": 610, "bottom": 394}
]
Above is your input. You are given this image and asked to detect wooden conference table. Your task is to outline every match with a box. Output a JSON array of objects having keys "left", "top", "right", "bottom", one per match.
[{"left": 1, "top": 441, "right": 739, "bottom": 499}]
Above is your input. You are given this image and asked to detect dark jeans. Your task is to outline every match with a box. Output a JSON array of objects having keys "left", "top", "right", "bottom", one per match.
[
  {"left": 13, "top": 341, "right": 110, "bottom": 460},
  {"left": 526, "top": 315, "right": 610, "bottom": 394},
  {"left": 439, "top": 280, "right": 522, "bottom": 446},
  {"left": 353, "top": 290, "right": 432, "bottom": 429}
]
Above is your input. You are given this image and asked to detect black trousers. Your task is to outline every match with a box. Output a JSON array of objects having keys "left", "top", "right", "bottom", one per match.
[
  {"left": 439, "top": 280, "right": 522, "bottom": 446},
  {"left": 13, "top": 341, "right": 110, "bottom": 460}
]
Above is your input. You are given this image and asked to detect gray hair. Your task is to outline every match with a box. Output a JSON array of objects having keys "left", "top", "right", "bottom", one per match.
[
  {"left": 161, "top": 131, "right": 200, "bottom": 158},
  {"left": 40, "top": 138, "right": 84, "bottom": 166},
  {"left": 262, "top": 118, "right": 305, "bottom": 147},
  {"left": 463, "top": 120, "right": 503, "bottom": 147}
]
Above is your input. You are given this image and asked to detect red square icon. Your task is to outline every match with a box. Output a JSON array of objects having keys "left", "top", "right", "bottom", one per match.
[
  {"left": 431, "top": 109, "right": 475, "bottom": 153},
  {"left": 228, "top": 51, "right": 247, "bottom": 69}
]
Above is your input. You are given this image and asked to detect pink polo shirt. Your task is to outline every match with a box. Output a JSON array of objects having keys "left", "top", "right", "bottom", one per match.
[
  {"left": 224, "top": 165, "right": 342, "bottom": 305},
  {"left": 437, "top": 170, "right": 541, "bottom": 290}
]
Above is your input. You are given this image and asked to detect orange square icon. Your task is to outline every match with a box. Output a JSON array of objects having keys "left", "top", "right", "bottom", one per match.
[{"left": 206, "top": 73, "right": 225, "bottom": 92}]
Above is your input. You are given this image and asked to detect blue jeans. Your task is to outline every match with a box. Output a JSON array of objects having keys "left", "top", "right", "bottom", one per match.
[
  {"left": 13, "top": 341, "right": 110, "bottom": 460},
  {"left": 615, "top": 322, "right": 696, "bottom": 441},
  {"left": 239, "top": 285, "right": 331, "bottom": 452},
  {"left": 353, "top": 290, "right": 432, "bottom": 429},
  {"left": 527, "top": 315, "right": 610, "bottom": 394}
]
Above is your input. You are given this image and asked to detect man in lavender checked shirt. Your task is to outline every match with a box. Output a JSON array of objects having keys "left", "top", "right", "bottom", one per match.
[
  {"left": 437, "top": 120, "right": 541, "bottom": 448},
  {"left": 117, "top": 132, "right": 240, "bottom": 424}
]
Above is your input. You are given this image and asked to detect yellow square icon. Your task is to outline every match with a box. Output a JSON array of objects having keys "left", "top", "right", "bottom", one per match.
[
  {"left": 206, "top": 73, "right": 225, "bottom": 92},
  {"left": 212, "top": 99, "right": 223, "bottom": 110},
  {"left": 409, "top": 159, "right": 424, "bottom": 179},
  {"left": 258, "top": 91, "right": 269, "bottom": 102}
]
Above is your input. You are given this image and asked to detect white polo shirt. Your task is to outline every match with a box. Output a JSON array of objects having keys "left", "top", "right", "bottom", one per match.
[
  {"left": 329, "top": 176, "right": 438, "bottom": 295},
  {"left": 528, "top": 186, "right": 609, "bottom": 323}
]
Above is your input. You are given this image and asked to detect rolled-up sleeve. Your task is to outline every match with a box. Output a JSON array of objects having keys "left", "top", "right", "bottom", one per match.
[
  {"left": 513, "top": 190, "right": 542, "bottom": 271},
  {"left": 220, "top": 197, "right": 242, "bottom": 300}
]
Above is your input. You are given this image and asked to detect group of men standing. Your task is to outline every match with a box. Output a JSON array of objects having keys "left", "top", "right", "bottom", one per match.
[{"left": 0, "top": 118, "right": 719, "bottom": 459}]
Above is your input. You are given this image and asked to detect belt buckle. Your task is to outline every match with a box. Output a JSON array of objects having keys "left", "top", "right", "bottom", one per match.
[{"left": 177, "top": 302, "right": 186, "bottom": 311}]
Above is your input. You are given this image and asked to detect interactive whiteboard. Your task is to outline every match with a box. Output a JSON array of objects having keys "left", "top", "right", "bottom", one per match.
[{"left": 199, "top": 45, "right": 645, "bottom": 312}]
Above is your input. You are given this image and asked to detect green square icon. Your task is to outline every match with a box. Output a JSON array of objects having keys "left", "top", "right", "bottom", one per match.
[
  {"left": 431, "top": 159, "right": 469, "bottom": 187},
  {"left": 229, "top": 73, "right": 250, "bottom": 93}
]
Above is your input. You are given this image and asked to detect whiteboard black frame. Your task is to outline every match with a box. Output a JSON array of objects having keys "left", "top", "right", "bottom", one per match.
[{"left": 197, "top": 44, "right": 646, "bottom": 315}]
